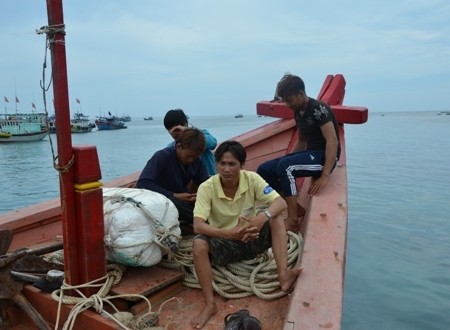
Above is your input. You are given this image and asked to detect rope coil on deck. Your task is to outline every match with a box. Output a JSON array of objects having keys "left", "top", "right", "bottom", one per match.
[
  {"left": 159, "top": 231, "right": 303, "bottom": 300},
  {"left": 50, "top": 264, "right": 159, "bottom": 330}
]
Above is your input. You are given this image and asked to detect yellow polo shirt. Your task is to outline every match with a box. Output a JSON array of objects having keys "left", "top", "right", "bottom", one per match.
[{"left": 194, "top": 170, "right": 280, "bottom": 229}]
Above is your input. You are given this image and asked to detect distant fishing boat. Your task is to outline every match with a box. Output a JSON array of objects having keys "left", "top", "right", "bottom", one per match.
[
  {"left": 235, "top": 113, "right": 243, "bottom": 118},
  {"left": 144, "top": 116, "right": 153, "bottom": 121},
  {"left": 95, "top": 113, "right": 127, "bottom": 130},
  {"left": 47, "top": 112, "right": 95, "bottom": 133},
  {"left": 70, "top": 112, "right": 96, "bottom": 133},
  {"left": 119, "top": 114, "right": 131, "bottom": 122},
  {"left": 47, "top": 113, "right": 56, "bottom": 133},
  {"left": 0, "top": 112, "right": 49, "bottom": 142}
]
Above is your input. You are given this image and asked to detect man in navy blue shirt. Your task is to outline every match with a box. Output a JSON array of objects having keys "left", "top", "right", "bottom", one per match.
[{"left": 136, "top": 127, "right": 209, "bottom": 235}]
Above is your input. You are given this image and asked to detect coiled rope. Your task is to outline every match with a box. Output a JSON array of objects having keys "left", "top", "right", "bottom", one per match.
[
  {"left": 159, "top": 231, "right": 303, "bottom": 300},
  {"left": 50, "top": 263, "right": 162, "bottom": 330}
]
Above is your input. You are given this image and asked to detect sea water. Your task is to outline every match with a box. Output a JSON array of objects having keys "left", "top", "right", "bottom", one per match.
[
  {"left": 1, "top": 112, "right": 449, "bottom": 329},
  {"left": 343, "top": 111, "right": 450, "bottom": 330}
]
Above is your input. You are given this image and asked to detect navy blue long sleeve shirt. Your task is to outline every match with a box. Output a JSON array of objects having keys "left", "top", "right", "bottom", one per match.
[{"left": 135, "top": 146, "right": 208, "bottom": 199}]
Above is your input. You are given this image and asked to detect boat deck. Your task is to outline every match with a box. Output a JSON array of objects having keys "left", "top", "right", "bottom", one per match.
[{"left": 7, "top": 265, "right": 289, "bottom": 329}]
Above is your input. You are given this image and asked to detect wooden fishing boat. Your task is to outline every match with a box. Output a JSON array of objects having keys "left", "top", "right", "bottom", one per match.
[
  {"left": 118, "top": 114, "right": 132, "bottom": 122},
  {"left": 0, "top": 73, "right": 367, "bottom": 330},
  {"left": 47, "top": 112, "right": 96, "bottom": 133},
  {"left": 0, "top": 2, "right": 368, "bottom": 329},
  {"left": 0, "top": 113, "right": 49, "bottom": 143},
  {"left": 95, "top": 114, "right": 127, "bottom": 130},
  {"left": 70, "top": 112, "right": 96, "bottom": 133}
]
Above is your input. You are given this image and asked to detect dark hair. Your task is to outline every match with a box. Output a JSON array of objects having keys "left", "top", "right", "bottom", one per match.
[
  {"left": 275, "top": 74, "right": 306, "bottom": 100},
  {"left": 163, "top": 109, "right": 188, "bottom": 130},
  {"left": 214, "top": 140, "right": 246, "bottom": 165},
  {"left": 176, "top": 127, "right": 205, "bottom": 155}
]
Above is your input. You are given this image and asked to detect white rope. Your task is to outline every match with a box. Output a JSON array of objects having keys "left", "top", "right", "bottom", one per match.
[
  {"left": 159, "top": 231, "right": 303, "bottom": 300},
  {"left": 51, "top": 264, "right": 155, "bottom": 330}
]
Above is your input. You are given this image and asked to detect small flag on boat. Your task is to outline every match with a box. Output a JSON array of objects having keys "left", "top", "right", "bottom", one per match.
[
  {"left": 76, "top": 98, "right": 80, "bottom": 104},
  {"left": 32, "top": 102, "right": 36, "bottom": 109},
  {"left": 3, "top": 96, "right": 8, "bottom": 103},
  {"left": 15, "top": 96, "right": 19, "bottom": 103}
]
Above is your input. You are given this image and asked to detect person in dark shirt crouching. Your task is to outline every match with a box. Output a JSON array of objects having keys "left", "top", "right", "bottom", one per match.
[{"left": 136, "top": 127, "right": 209, "bottom": 235}]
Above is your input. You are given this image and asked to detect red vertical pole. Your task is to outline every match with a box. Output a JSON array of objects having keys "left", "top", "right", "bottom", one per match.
[
  {"left": 46, "top": 1, "right": 106, "bottom": 291},
  {"left": 45, "top": 0, "right": 80, "bottom": 285},
  {"left": 72, "top": 146, "right": 106, "bottom": 295}
]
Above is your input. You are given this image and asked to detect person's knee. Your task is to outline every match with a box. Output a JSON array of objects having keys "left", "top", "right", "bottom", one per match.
[
  {"left": 275, "top": 157, "right": 292, "bottom": 177},
  {"left": 193, "top": 237, "right": 209, "bottom": 257}
]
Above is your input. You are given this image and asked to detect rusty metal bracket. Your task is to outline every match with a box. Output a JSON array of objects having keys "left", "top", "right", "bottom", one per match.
[{"left": 0, "top": 232, "right": 51, "bottom": 330}]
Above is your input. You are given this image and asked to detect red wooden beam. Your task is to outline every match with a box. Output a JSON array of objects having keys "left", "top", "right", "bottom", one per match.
[
  {"left": 73, "top": 146, "right": 106, "bottom": 295},
  {"left": 256, "top": 74, "right": 368, "bottom": 125},
  {"left": 46, "top": 0, "right": 106, "bottom": 290},
  {"left": 46, "top": 0, "right": 79, "bottom": 285},
  {"left": 256, "top": 101, "right": 368, "bottom": 125}
]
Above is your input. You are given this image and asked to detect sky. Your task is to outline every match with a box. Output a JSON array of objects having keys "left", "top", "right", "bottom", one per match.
[{"left": 1, "top": 0, "right": 449, "bottom": 118}]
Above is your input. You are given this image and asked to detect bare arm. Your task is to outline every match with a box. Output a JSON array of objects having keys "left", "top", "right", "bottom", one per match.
[
  {"left": 193, "top": 197, "right": 287, "bottom": 242},
  {"left": 308, "top": 121, "right": 339, "bottom": 195},
  {"left": 193, "top": 217, "right": 244, "bottom": 241}
]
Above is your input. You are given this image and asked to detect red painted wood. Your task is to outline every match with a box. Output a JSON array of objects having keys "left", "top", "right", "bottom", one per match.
[
  {"left": 284, "top": 125, "right": 348, "bottom": 329},
  {"left": 73, "top": 145, "right": 102, "bottom": 183},
  {"left": 0, "top": 172, "right": 141, "bottom": 253},
  {"left": 18, "top": 285, "right": 119, "bottom": 329},
  {"left": 320, "top": 73, "right": 346, "bottom": 105},
  {"left": 46, "top": 0, "right": 80, "bottom": 286},
  {"left": 0, "top": 73, "right": 368, "bottom": 330},
  {"left": 74, "top": 189, "right": 106, "bottom": 295},
  {"left": 317, "top": 75, "right": 334, "bottom": 100},
  {"left": 332, "top": 105, "right": 368, "bottom": 124},
  {"left": 72, "top": 146, "right": 106, "bottom": 294},
  {"left": 257, "top": 101, "right": 368, "bottom": 125},
  {"left": 256, "top": 74, "right": 368, "bottom": 125}
]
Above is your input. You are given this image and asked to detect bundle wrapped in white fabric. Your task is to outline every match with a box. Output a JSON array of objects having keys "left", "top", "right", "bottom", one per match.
[{"left": 103, "top": 187, "right": 181, "bottom": 267}]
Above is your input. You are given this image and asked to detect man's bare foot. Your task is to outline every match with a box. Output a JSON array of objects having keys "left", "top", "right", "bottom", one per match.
[
  {"left": 280, "top": 266, "right": 303, "bottom": 292},
  {"left": 285, "top": 218, "right": 299, "bottom": 233},
  {"left": 190, "top": 303, "right": 219, "bottom": 329}
]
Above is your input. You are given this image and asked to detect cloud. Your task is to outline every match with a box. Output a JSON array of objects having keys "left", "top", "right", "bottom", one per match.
[{"left": 1, "top": 0, "right": 450, "bottom": 116}]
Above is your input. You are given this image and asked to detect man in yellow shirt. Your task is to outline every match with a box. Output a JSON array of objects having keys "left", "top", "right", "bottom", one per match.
[{"left": 190, "top": 140, "right": 303, "bottom": 329}]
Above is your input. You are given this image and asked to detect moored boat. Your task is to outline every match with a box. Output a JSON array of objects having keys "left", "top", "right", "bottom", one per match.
[
  {"left": 0, "top": 112, "right": 49, "bottom": 142},
  {"left": 0, "top": 74, "right": 368, "bottom": 329},
  {"left": 0, "top": 2, "right": 369, "bottom": 328},
  {"left": 235, "top": 113, "right": 243, "bottom": 118},
  {"left": 143, "top": 116, "right": 153, "bottom": 121},
  {"left": 47, "top": 113, "right": 56, "bottom": 133},
  {"left": 119, "top": 114, "right": 131, "bottom": 122},
  {"left": 95, "top": 114, "right": 127, "bottom": 130},
  {"left": 70, "top": 112, "right": 96, "bottom": 133}
]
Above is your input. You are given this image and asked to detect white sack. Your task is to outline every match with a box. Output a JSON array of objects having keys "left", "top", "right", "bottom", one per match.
[{"left": 103, "top": 187, "right": 180, "bottom": 267}]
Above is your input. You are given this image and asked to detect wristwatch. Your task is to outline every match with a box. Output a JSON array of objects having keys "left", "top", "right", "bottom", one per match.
[{"left": 263, "top": 209, "right": 272, "bottom": 221}]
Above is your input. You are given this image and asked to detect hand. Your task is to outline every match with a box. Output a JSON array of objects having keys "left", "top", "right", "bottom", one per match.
[
  {"left": 173, "top": 192, "right": 196, "bottom": 202},
  {"left": 308, "top": 175, "right": 329, "bottom": 196},
  {"left": 235, "top": 215, "right": 260, "bottom": 242},
  {"left": 168, "top": 125, "right": 186, "bottom": 139},
  {"left": 169, "top": 125, "right": 186, "bottom": 133}
]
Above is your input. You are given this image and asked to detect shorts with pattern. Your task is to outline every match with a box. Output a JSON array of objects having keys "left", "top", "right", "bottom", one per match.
[{"left": 194, "top": 221, "right": 272, "bottom": 266}]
